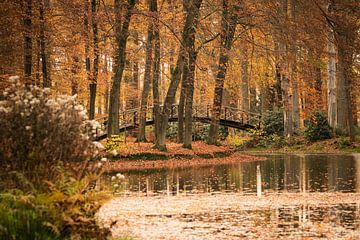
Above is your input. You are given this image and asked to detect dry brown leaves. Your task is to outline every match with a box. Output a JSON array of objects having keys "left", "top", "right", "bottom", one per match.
[{"left": 106, "top": 139, "right": 231, "bottom": 157}]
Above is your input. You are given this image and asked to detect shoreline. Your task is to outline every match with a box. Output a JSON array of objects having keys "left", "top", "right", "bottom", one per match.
[{"left": 104, "top": 152, "right": 265, "bottom": 171}]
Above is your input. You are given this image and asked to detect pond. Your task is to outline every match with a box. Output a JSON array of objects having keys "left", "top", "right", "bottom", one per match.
[{"left": 99, "top": 154, "right": 360, "bottom": 239}]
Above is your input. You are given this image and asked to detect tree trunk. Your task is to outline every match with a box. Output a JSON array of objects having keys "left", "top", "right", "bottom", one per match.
[
  {"left": 89, "top": 0, "right": 99, "bottom": 120},
  {"left": 137, "top": 0, "right": 155, "bottom": 142},
  {"left": 291, "top": 63, "right": 300, "bottom": 131},
  {"left": 177, "top": 57, "right": 189, "bottom": 143},
  {"left": 208, "top": 0, "right": 237, "bottom": 145},
  {"left": 183, "top": 0, "right": 203, "bottom": 148},
  {"left": 250, "top": 87, "right": 257, "bottom": 113},
  {"left": 131, "top": 34, "right": 140, "bottom": 109},
  {"left": 24, "top": 0, "right": 33, "bottom": 84},
  {"left": 108, "top": 0, "right": 136, "bottom": 136},
  {"left": 39, "top": 0, "right": 50, "bottom": 88},
  {"left": 336, "top": 37, "right": 355, "bottom": 141},
  {"left": 71, "top": 55, "right": 80, "bottom": 95},
  {"left": 35, "top": 39, "right": 40, "bottom": 85},
  {"left": 156, "top": 49, "right": 185, "bottom": 150},
  {"left": 240, "top": 43, "right": 249, "bottom": 113},
  {"left": 155, "top": 0, "right": 203, "bottom": 150},
  {"left": 183, "top": 51, "right": 198, "bottom": 148},
  {"left": 104, "top": 54, "right": 109, "bottom": 114},
  {"left": 327, "top": 29, "right": 337, "bottom": 129},
  {"left": 84, "top": 0, "right": 92, "bottom": 118},
  {"left": 279, "top": 0, "right": 293, "bottom": 137},
  {"left": 290, "top": 0, "right": 300, "bottom": 132},
  {"left": 152, "top": 0, "right": 161, "bottom": 148}
]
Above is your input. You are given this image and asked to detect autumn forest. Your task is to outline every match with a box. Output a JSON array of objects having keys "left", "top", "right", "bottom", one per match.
[
  {"left": 1, "top": 0, "right": 359, "bottom": 148},
  {"left": 1, "top": 0, "right": 360, "bottom": 239}
]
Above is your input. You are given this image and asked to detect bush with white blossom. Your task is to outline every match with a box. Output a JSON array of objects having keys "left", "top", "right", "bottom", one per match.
[{"left": 0, "top": 76, "right": 103, "bottom": 180}]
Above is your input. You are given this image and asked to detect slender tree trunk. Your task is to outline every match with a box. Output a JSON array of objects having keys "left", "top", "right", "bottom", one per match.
[
  {"left": 152, "top": 0, "right": 161, "bottom": 147},
  {"left": 250, "top": 87, "right": 257, "bottom": 113},
  {"left": 177, "top": 58, "right": 189, "bottom": 143},
  {"left": 39, "top": 0, "right": 50, "bottom": 88},
  {"left": 260, "top": 82, "right": 271, "bottom": 114},
  {"left": 291, "top": 63, "right": 300, "bottom": 130},
  {"left": 24, "top": 0, "right": 33, "bottom": 84},
  {"left": 84, "top": 0, "right": 92, "bottom": 117},
  {"left": 137, "top": 0, "right": 155, "bottom": 142},
  {"left": 327, "top": 29, "right": 337, "bottom": 129},
  {"left": 35, "top": 39, "right": 40, "bottom": 85},
  {"left": 290, "top": 0, "right": 300, "bottom": 132},
  {"left": 108, "top": 0, "right": 136, "bottom": 135},
  {"left": 240, "top": 43, "right": 249, "bottom": 113},
  {"left": 208, "top": 0, "right": 237, "bottom": 145},
  {"left": 71, "top": 56, "right": 80, "bottom": 95},
  {"left": 132, "top": 33, "right": 140, "bottom": 109},
  {"left": 104, "top": 54, "right": 109, "bottom": 114},
  {"left": 89, "top": 0, "right": 99, "bottom": 119}
]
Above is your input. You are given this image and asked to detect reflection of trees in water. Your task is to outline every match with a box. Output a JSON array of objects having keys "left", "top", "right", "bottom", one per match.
[{"left": 110, "top": 154, "right": 359, "bottom": 195}]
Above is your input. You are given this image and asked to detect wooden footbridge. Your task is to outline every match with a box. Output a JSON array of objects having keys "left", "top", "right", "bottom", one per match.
[{"left": 94, "top": 105, "right": 261, "bottom": 140}]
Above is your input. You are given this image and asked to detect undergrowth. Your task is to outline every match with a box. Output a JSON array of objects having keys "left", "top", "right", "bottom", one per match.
[{"left": 0, "top": 77, "right": 111, "bottom": 240}]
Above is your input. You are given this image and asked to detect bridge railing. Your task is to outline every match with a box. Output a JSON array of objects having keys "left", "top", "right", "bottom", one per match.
[{"left": 94, "top": 104, "right": 262, "bottom": 138}]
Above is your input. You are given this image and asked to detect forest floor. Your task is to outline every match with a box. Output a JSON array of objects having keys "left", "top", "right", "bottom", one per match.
[{"left": 102, "top": 139, "right": 264, "bottom": 172}]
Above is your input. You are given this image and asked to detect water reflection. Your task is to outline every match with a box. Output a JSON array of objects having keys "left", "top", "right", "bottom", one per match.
[
  {"left": 107, "top": 154, "right": 360, "bottom": 195},
  {"left": 103, "top": 154, "right": 360, "bottom": 239}
]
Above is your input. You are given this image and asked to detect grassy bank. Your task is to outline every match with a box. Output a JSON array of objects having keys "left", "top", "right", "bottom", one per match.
[{"left": 227, "top": 135, "right": 360, "bottom": 154}]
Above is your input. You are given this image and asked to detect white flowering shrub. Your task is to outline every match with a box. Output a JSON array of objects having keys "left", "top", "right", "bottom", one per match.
[{"left": 0, "top": 76, "right": 101, "bottom": 178}]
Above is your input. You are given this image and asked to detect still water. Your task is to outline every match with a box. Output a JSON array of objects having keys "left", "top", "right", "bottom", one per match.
[
  {"left": 103, "top": 154, "right": 360, "bottom": 239},
  {"left": 109, "top": 154, "right": 360, "bottom": 195}
]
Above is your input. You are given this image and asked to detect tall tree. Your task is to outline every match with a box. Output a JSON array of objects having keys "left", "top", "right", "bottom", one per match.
[
  {"left": 208, "top": 0, "right": 237, "bottom": 145},
  {"left": 107, "top": 0, "right": 136, "bottom": 135},
  {"left": 240, "top": 41, "right": 249, "bottom": 113},
  {"left": 84, "top": 0, "right": 92, "bottom": 117},
  {"left": 290, "top": 0, "right": 300, "bottom": 132},
  {"left": 278, "top": 0, "right": 293, "bottom": 137},
  {"left": 177, "top": 59, "right": 189, "bottom": 143},
  {"left": 327, "top": 25, "right": 337, "bottom": 128},
  {"left": 154, "top": 0, "right": 203, "bottom": 150},
  {"left": 89, "top": 0, "right": 100, "bottom": 120},
  {"left": 137, "top": 0, "right": 156, "bottom": 142},
  {"left": 182, "top": 0, "right": 202, "bottom": 148},
  {"left": 152, "top": 0, "right": 161, "bottom": 147},
  {"left": 330, "top": 0, "right": 357, "bottom": 141},
  {"left": 39, "top": 0, "right": 51, "bottom": 88},
  {"left": 24, "top": 0, "right": 33, "bottom": 84}
]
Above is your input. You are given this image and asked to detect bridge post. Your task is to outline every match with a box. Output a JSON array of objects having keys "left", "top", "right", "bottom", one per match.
[
  {"left": 224, "top": 107, "right": 227, "bottom": 120},
  {"left": 171, "top": 105, "right": 174, "bottom": 119},
  {"left": 206, "top": 105, "right": 209, "bottom": 118}
]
